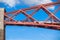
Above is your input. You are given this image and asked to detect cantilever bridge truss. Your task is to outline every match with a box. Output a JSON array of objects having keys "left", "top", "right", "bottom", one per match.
[{"left": 4, "top": 2, "right": 60, "bottom": 30}]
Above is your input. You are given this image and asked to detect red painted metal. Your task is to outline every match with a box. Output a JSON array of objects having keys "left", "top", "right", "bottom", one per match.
[{"left": 4, "top": 2, "right": 60, "bottom": 30}]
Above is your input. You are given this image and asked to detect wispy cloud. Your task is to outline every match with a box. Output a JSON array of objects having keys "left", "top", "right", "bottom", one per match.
[
  {"left": 22, "top": 0, "right": 52, "bottom": 5},
  {"left": 22, "top": 0, "right": 55, "bottom": 10},
  {"left": 0, "top": 0, "right": 55, "bottom": 10},
  {"left": 0, "top": 0, "right": 20, "bottom": 7}
]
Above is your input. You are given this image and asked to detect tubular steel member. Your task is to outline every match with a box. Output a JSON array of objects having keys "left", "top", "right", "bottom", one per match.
[
  {"left": 4, "top": 2, "right": 60, "bottom": 30},
  {"left": 41, "top": 5, "right": 60, "bottom": 22},
  {"left": 45, "top": 7, "right": 60, "bottom": 22},
  {"left": 6, "top": 2, "right": 60, "bottom": 14},
  {"left": 5, "top": 21, "right": 60, "bottom": 30}
]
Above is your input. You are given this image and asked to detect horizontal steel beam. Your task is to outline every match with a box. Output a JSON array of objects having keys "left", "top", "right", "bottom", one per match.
[{"left": 5, "top": 21, "right": 60, "bottom": 30}]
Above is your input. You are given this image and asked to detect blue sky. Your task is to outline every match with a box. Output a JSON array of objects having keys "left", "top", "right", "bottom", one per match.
[{"left": 0, "top": 0, "right": 60, "bottom": 40}]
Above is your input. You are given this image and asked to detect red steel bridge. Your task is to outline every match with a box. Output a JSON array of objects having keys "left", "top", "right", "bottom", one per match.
[{"left": 4, "top": 2, "right": 60, "bottom": 30}]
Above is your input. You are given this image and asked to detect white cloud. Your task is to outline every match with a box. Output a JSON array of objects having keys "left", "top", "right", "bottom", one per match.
[
  {"left": 47, "top": 6, "right": 55, "bottom": 10},
  {"left": 21, "top": 0, "right": 55, "bottom": 10},
  {"left": 0, "top": 0, "right": 55, "bottom": 10},
  {"left": 0, "top": 0, "right": 2, "bottom": 2},
  {"left": 0, "top": 0, "right": 20, "bottom": 7},
  {"left": 22, "top": 0, "right": 52, "bottom": 5}
]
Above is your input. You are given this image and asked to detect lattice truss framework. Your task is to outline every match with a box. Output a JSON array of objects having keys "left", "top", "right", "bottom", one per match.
[{"left": 4, "top": 2, "right": 60, "bottom": 30}]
